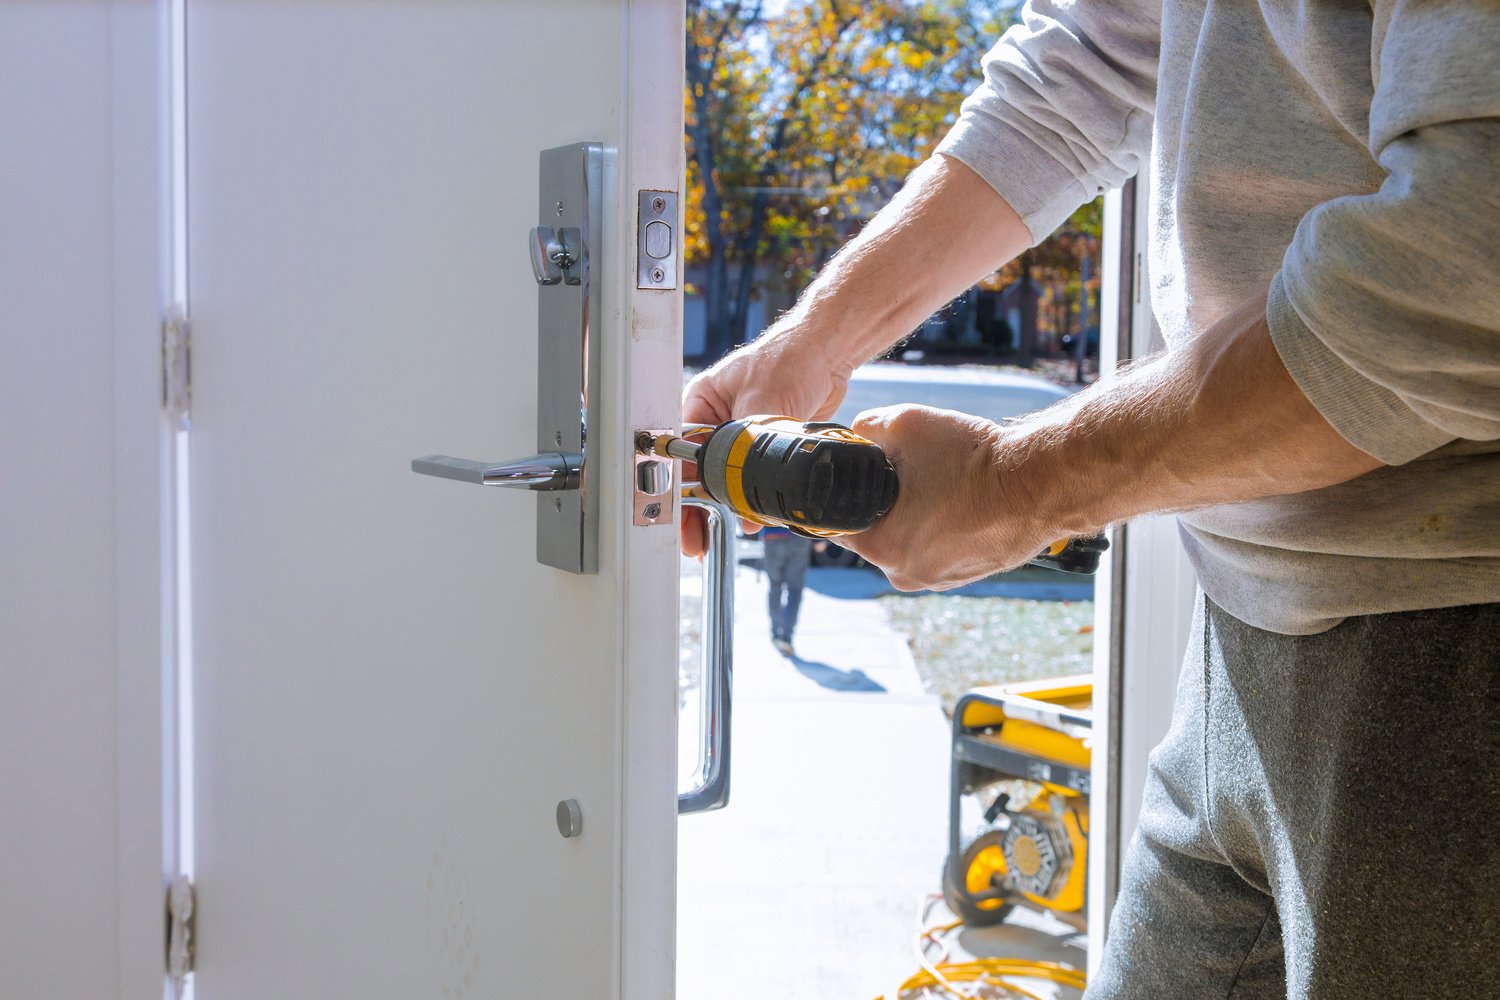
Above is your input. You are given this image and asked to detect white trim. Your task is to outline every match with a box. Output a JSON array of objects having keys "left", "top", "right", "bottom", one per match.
[
  {"left": 1086, "top": 181, "right": 1126, "bottom": 971},
  {"left": 111, "top": 2, "right": 172, "bottom": 996},
  {"left": 1087, "top": 167, "right": 1199, "bottom": 972},
  {"left": 1115, "top": 163, "right": 1195, "bottom": 860},
  {"left": 617, "top": 3, "right": 686, "bottom": 999},
  {"left": 161, "top": 0, "right": 197, "bottom": 986}
]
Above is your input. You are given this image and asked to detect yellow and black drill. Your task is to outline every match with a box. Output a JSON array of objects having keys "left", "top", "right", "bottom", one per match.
[{"left": 640, "top": 416, "right": 1107, "bottom": 575}]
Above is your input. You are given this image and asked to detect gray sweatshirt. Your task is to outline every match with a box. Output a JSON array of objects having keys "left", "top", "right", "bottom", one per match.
[{"left": 935, "top": 0, "right": 1500, "bottom": 635}]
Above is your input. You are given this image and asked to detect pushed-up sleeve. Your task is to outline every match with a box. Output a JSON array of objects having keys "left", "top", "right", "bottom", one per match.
[
  {"left": 1268, "top": 4, "right": 1500, "bottom": 465},
  {"left": 934, "top": 0, "right": 1159, "bottom": 243}
]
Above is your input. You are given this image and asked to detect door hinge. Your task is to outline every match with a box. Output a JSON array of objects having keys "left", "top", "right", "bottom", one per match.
[
  {"left": 162, "top": 307, "right": 192, "bottom": 430},
  {"left": 166, "top": 873, "right": 196, "bottom": 988}
]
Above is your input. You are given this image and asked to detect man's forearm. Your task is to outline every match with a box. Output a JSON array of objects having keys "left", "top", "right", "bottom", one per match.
[
  {"left": 842, "top": 287, "right": 1388, "bottom": 591},
  {"left": 774, "top": 154, "right": 1033, "bottom": 370},
  {"left": 1008, "top": 291, "right": 1386, "bottom": 537}
]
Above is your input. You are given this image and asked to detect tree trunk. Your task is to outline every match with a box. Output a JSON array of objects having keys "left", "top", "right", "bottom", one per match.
[
  {"left": 1016, "top": 250, "right": 1037, "bottom": 368},
  {"left": 729, "top": 187, "right": 771, "bottom": 345},
  {"left": 685, "top": 10, "right": 738, "bottom": 363}
]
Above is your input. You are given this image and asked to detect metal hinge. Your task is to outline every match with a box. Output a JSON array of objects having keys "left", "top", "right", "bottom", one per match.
[
  {"left": 162, "top": 307, "right": 192, "bottom": 430},
  {"left": 166, "top": 873, "right": 196, "bottom": 988}
]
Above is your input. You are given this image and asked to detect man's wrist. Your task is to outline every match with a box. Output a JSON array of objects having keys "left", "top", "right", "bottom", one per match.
[
  {"left": 991, "top": 412, "right": 1113, "bottom": 545},
  {"left": 759, "top": 303, "right": 863, "bottom": 379}
]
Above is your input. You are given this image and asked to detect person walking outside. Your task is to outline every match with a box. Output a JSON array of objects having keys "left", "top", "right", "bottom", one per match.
[
  {"left": 761, "top": 527, "right": 820, "bottom": 656},
  {"left": 682, "top": 2, "right": 1499, "bottom": 996}
]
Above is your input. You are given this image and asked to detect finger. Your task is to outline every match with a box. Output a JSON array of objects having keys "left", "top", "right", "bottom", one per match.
[
  {"left": 682, "top": 374, "right": 734, "bottom": 427},
  {"left": 849, "top": 405, "right": 907, "bottom": 455},
  {"left": 679, "top": 506, "right": 708, "bottom": 558}
]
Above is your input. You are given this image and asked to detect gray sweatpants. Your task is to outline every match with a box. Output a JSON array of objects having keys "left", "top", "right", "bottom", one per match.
[{"left": 1089, "top": 594, "right": 1500, "bottom": 999}]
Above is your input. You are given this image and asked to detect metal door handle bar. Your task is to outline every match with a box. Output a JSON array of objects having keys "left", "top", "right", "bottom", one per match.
[
  {"left": 678, "top": 497, "right": 734, "bottom": 814},
  {"left": 411, "top": 453, "right": 581, "bottom": 491}
]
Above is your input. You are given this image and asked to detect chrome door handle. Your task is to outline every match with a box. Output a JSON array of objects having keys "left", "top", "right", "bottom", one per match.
[
  {"left": 679, "top": 497, "right": 734, "bottom": 814},
  {"left": 410, "top": 142, "right": 603, "bottom": 574},
  {"left": 411, "top": 453, "right": 581, "bottom": 491}
]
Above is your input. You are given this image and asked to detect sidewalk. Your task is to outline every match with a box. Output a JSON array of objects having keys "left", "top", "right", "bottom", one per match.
[
  {"left": 677, "top": 559, "right": 1085, "bottom": 998},
  {"left": 676, "top": 561, "right": 951, "bottom": 999}
]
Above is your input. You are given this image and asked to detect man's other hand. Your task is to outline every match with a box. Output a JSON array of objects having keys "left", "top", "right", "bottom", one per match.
[{"left": 842, "top": 404, "right": 1054, "bottom": 591}]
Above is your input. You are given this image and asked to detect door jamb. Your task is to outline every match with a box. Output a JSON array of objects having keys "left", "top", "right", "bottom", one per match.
[{"left": 616, "top": 3, "right": 688, "bottom": 999}]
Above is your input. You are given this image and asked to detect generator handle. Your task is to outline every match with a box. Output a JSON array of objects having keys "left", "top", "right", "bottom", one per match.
[{"left": 994, "top": 692, "right": 1093, "bottom": 738}]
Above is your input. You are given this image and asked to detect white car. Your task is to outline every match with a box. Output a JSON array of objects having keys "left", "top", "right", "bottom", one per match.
[{"left": 830, "top": 362, "right": 1073, "bottom": 428}]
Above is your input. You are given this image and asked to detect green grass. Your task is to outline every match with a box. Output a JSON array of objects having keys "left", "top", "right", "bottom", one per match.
[{"left": 880, "top": 595, "right": 1094, "bottom": 716}]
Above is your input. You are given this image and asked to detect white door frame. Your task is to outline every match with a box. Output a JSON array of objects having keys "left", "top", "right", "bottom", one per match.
[
  {"left": 0, "top": 3, "right": 172, "bottom": 996},
  {"left": 1087, "top": 165, "right": 1199, "bottom": 967},
  {"left": 616, "top": 2, "right": 688, "bottom": 997}
]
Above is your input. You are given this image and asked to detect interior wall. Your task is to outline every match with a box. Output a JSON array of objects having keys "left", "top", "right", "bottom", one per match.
[
  {"left": 0, "top": 7, "right": 123, "bottom": 993},
  {"left": 0, "top": 4, "right": 165, "bottom": 996}
]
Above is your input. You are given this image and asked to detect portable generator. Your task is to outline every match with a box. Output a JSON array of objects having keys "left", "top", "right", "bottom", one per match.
[{"left": 942, "top": 676, "right": 1092, "bottom": 932}]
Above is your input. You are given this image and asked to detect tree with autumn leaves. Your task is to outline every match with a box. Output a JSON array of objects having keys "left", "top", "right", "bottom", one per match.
[{"left": 685, "top": 0, "right": 1102, "bottom": 371}]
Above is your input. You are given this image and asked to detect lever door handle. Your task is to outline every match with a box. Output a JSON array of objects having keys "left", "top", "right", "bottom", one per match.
[{"left": 411, "top": 453, "right": 581, "bottom": 491}]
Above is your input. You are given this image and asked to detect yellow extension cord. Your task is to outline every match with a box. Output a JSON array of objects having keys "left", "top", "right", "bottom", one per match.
[{"left": 875, "top": 898, "right": 1088, "bottom": 1000}]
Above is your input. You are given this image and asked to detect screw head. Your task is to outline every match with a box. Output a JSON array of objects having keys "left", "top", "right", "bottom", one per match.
[
  {"left": 555, "top": 200, "right": 564, "bottom": 216},
  {"left": 643, "top": 502, "right": 662, "bottom": 520},
  {"left": 651, "top": 267, "right": 665, "bottom": 283},
  {"left": 652, "top": 196, "right": 666, "bottom": 213}
]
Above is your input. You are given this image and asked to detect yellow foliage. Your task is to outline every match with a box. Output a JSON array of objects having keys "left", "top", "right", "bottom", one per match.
[{"left": 684, "top": 0, "right": 1061, "bottom": 353}]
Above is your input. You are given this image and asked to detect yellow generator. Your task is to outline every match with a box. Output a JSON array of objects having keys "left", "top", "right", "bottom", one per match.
[{"left": 942, "top": 676, "right": 1092, "bottom": 932}]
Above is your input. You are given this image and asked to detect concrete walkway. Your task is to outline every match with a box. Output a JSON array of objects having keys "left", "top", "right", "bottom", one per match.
[
  {"left": 677, "top": 559, "right": 953, "bottom": 999},
  {"left": 676, "top": 558, "right": 1085, "bottom": 999}
]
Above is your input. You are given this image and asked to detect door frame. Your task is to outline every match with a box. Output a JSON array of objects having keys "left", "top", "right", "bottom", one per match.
[
  {"left": 615, "top": 2, "right": 688, "bottom": 998},
  {"left": 1087, "top": 166, "right": 1199, "bottom": 968}
]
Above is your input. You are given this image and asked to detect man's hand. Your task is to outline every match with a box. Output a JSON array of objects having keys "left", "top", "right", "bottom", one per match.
[
  {"left": 678, "top": 155, "right": 1035, "bottom": 556},
  {"left": 682, "top": 328, "right": 853, "bottom": 432},
  {"left": 841, "top": 405, "right": 1055, "bottom": 591},
  {"left": 679, "top": 331, "right": 854, "bottom": 555}
]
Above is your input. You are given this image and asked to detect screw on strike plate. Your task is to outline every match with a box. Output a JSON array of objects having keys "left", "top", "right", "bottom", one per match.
[
  {"left": 643, "top": 502, "right": 662, "bottom": 520},
  {"left": 652, "top": 196, "right": 666, "bottom": 214},
  {"left": 651, "top": 267, "right": 665, "bottom": 283}
]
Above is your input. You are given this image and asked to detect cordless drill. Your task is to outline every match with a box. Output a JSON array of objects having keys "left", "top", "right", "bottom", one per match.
[{"left": 640, "top": 416, "right": 1108, "bottom": 575}]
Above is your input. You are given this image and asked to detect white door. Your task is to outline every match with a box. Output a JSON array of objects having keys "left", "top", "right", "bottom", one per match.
[{"left": 184, "top": 4, "right": 684, "bottom": 997}]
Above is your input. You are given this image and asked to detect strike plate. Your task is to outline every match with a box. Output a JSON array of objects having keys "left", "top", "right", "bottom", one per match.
[
  {"left": 636, "top": 190, "right": 678, "bottom": 290},
  {"left": 633, "top": 429, "right": 675, "bottom": 526}
]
